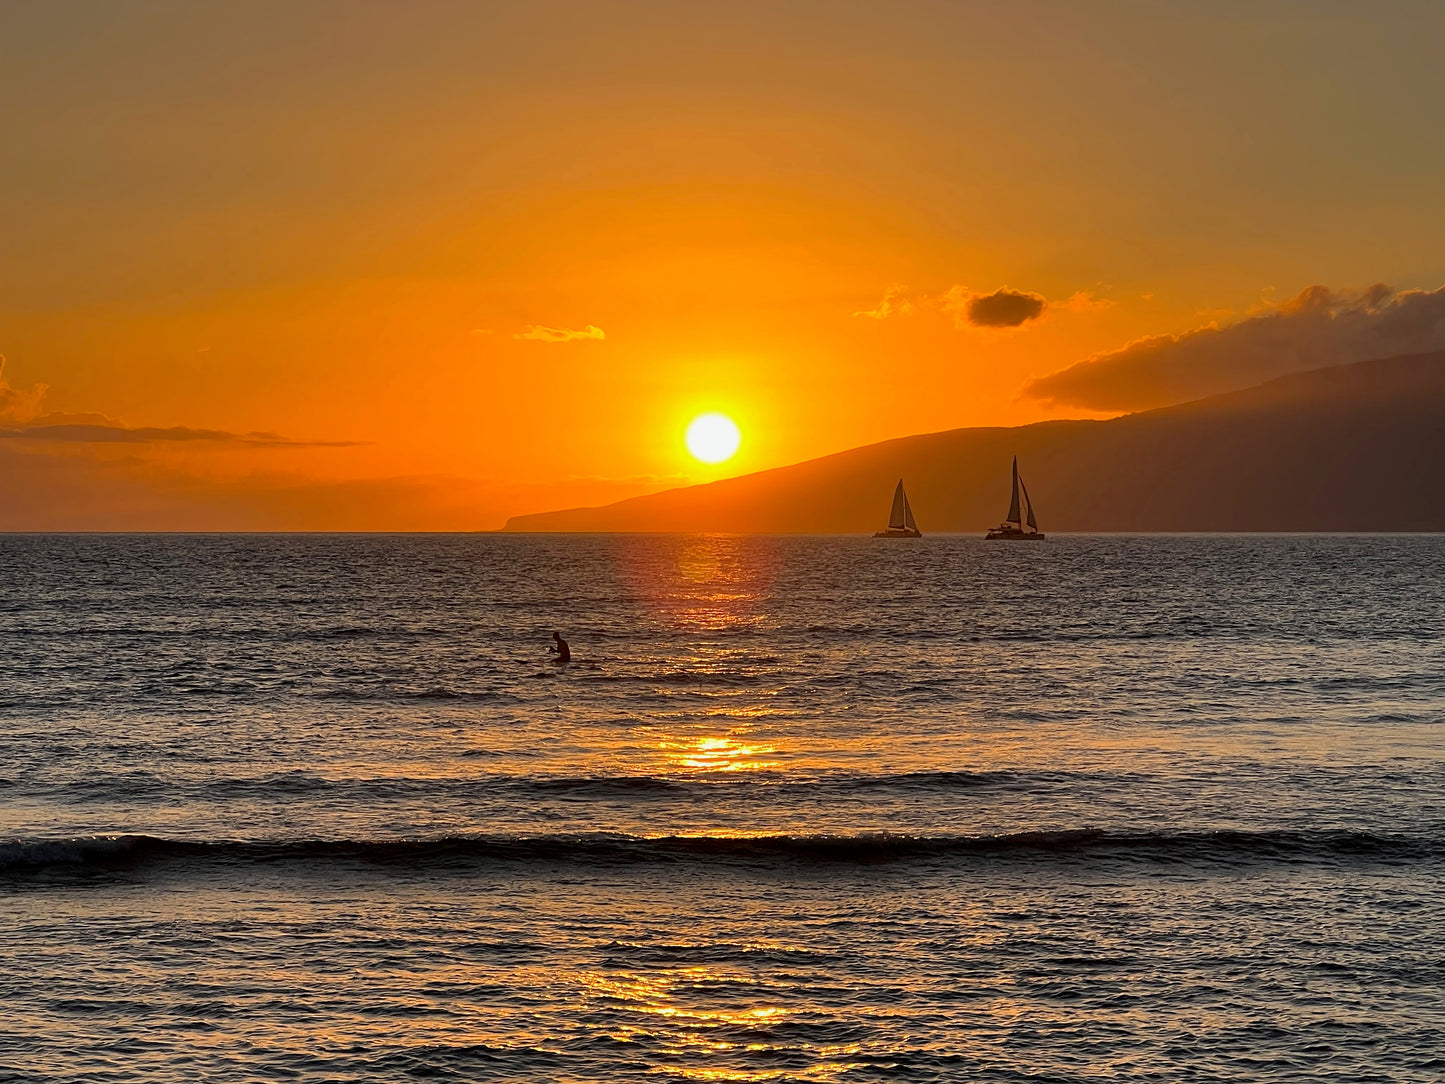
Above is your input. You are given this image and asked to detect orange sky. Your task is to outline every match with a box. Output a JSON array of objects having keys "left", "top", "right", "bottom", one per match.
[{"left": 3, "top": 2, "right": 1443, "bottom": 528}]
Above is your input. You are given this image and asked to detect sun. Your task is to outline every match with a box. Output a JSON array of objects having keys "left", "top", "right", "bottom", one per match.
[{"left": 685, "top": 412, "right": 741, "bottom": 464}]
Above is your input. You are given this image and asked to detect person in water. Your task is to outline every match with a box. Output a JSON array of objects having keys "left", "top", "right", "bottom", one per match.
[{"left": 549, "top": 631, "right": 570, "bottom": 663}]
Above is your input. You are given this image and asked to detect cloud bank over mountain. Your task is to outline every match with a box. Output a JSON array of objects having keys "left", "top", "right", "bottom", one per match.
[{"left": 1026, "top": 284, "right": 1445, "bottom": 411}]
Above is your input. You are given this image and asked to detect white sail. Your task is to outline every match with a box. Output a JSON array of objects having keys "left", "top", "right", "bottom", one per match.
[{"left": 902, "top": 491, "right": 918, "bottom": 532}]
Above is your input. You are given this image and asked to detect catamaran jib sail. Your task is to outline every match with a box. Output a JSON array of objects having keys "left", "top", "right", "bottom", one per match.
[{"left": 888, "top": 480, "right": 919, "bottom": 532}]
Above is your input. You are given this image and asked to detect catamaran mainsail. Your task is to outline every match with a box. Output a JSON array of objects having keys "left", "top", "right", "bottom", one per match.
[
  {"left": 985, "top": 457, "right": 1045, "bottom": 540},
  {"left": 874, "top": 479, "right": 922, "bottom": 538}
]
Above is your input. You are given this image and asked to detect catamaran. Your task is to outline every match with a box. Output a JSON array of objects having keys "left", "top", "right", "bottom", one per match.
[
  {"left": 985, "top": 457, "right": 1045, "bottom": 540},
  {"left": 874, "top": 479, "right": 922, "bottom": 538}
]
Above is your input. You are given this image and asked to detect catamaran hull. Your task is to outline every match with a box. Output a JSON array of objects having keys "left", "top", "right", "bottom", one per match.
[
  {"left": 873, "top": 528, "right": 922, "bottom": 538},
  {"left": 985, "top": 529, "right": 1045, "bottom": 540}
]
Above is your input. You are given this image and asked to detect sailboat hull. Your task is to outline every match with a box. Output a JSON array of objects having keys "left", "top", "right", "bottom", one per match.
[
  {"left": 985, "top": 528, "right": 1045, "bottom": 540},
  {"left": 873, "top": 527, "right": 922, "bottom": 538}
]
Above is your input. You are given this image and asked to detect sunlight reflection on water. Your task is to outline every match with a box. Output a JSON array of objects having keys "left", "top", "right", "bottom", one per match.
[
  {"left": 620, "top": 535, "right": 779, "bottom": 632},
  {"left": 659, "top": 734, "right": 781, "bottom": 774}
]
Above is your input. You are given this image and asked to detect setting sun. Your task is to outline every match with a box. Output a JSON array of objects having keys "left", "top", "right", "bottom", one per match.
[{"left": 684, "top": 412, "right": 742, "bottom": 464}]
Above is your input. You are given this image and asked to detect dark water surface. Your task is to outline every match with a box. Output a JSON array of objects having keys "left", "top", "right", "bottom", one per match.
[{"left": 2, "top": 534, "right": 1442, "bottom": 1082}]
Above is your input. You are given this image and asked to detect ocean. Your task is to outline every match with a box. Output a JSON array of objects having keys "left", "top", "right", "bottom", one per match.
[{"left": 1, "top": 533, "right": 1442, "bottom": 1082}]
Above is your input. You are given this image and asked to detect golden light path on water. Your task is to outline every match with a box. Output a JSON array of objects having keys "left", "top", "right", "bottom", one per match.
[
  {"left": 610, "top": 546, "right": 877, "bottom": 1082},
  {"left": 661, "top": 735, "right": 780, "bottom": 774},
  {"left": 576, "top": 968, "right": 865, "bottom": 1082},
  {"left": 620, "top": 534, "right": 792, "bottom": 789},
  {"left": 615, "top": 540, "right": 849, "bottom": 1081},
  {"left": 615, "top": 543, "right": 855, "bottom": 1082}
]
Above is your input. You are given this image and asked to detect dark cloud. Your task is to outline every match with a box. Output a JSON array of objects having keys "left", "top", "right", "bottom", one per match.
[
  {"left": 963, "top": 288, "right": 1047, "bottom": 328},
  {"left": 860, "top": 284, "right": 1101, "bottom": 327},
  {"left": 1026, "top": 283, "right": 1445, "bottom": 412}
]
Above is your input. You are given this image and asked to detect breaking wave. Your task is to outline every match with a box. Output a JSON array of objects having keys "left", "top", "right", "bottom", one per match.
[{"left": 2, "top": 828, "right": 1438, "bottom": 874}]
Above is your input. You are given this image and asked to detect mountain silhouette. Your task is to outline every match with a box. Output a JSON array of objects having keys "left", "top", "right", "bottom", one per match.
[{"left": 504, "top": 350, "right": 1445, "bottom": 532}]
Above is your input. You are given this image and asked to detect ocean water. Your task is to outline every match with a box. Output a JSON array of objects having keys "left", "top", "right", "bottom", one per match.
[{"left": 1, "top": 533, "right": 1442, "bottom": 1083}]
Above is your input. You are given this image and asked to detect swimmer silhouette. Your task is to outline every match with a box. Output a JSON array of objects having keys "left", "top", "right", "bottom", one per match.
[{"left": 549, "top": 631, "right": 571, "bottom": 663}]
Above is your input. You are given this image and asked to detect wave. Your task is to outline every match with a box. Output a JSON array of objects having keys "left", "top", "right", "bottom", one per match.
[
  {"left": 15, "top": 768, "right": 1032, "bottom": 803},
  {"left": 503, "top": 769, "right": 1023, "bottom": 796},
  {"left": 307, "top": 686, "right": 516, "bottom": 704},
  {"left": 2, "top": 828, "right": 1438, "bottom": 874}
]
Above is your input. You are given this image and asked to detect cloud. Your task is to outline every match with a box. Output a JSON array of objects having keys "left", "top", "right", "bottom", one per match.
[
  {"left": 853, "top": 284, "right": 915, "bottom": 319},
  {"left": 0, "top": 420, "right": 359, "bottom": 446},
  {"left": 514, "top": 324, "right": 605, "bottom": 342},
  {"left": 1057, "top": 290, "right": 1114, "bottom": 314},
  {"left": 1025, "top": 283, "right": 1445, "bottom": 412},
  {"left": 0, "top": 439, "right": 683, "bottom": 531},
  {"left": 0, "top": 442, "right": 474, "bottom": 530},
  {"left": 854, "top": 284, "right": 1104, "bottom": 327},
  {"left": 0, "top": 356, "right": 48, "bottom": 423},
  {"left": 945, "top": 287, "right": 1047, "bottom": 328},
  {"left": 0, "top": 359, "right": 359, "bottom": 446}
]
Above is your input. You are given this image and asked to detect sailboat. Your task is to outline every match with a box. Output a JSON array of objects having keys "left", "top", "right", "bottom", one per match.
[
  {"left": 985, "top": 457, "right": 1045, "bottom": 540},
  {"left": 873, "top": 479, "right": 922, "bottom": 538}
]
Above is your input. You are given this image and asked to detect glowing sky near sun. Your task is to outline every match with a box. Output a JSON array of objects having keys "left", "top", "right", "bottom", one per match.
[{"left": 1, "top": 2, "right": 1443, "bottom": 528}]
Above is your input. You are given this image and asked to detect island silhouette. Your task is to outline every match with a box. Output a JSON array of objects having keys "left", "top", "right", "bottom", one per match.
[{"left": 505, "top": 349, "right": 1445, "bottom": 533}]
